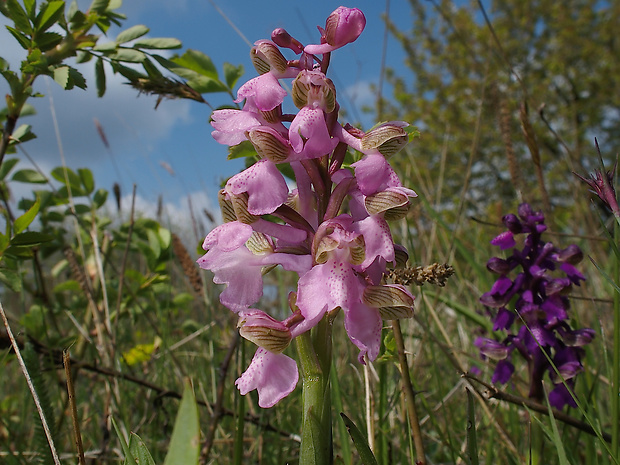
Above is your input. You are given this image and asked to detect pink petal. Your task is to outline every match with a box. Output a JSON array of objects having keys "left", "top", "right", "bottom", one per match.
[
  {"left": 226, "top": 159, "right": 289, "bottom": 215},
  {"left": 353, "top": 216, "right": 394, "bottom": 270},
  {"left": 289, "top": 107, "right": 339, "bottom": 158},
  {"left": 236, "top": 73, "right": 287, "bottom": 111},
  {"left": 211, "top": 109, "right": 262, "bottom": 146},
  {"left": 344, "top": 302, "right": 382, "bottom": 363},
  {"left": 351, "top": 153, "right": 392, "bottom": 195},
  {"left": 235, "top": 348, "right": 299, "bottom": 408}
]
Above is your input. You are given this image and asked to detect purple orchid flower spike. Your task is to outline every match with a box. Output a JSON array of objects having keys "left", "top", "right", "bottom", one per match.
[{"left": 475, "top": 203, "right": 594, "bottom": 409}]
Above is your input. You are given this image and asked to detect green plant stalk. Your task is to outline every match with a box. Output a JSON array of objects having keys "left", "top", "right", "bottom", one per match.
[
  {"left": 233, "top": 339, "right": 246, "bottom": 465},
  {"left": 613, "top": 220, "right": 619, "bottom": 459},
  {"left": 296, "top": 314, "right": 333, "bottom": 465},
  {"left": 392, "top": 319, "right": 426, "bottom": 465}
]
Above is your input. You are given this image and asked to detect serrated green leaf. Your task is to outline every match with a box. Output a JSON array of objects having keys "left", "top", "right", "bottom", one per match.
[
  {"left": 111, "top": 48, "right": 146, "bottom": 63},
  {"left": 35, "top": 1, "right": 65, "bottom": 33},
  {"left": 340, "top": 413, "right": 379, "bottom": 465},
  {"left": 68, "top": 66, "right": 86, "bottom": 89},
  {"left": 0, "top": 268, "right": 22, "bottom": 292},
  {"left": 95, "top": 56, "right": 106, "bottom": 97},
  {"left": 24, "top": 0, "right": 36, "bottom": 19},
  {"left": 6, "top": 0, "right": 32, "bottom": 34},
  {"left": 115, "top": 24, "right": 149, "bottom": 44},
  {"left": 10, "top": 230, "right": 54, "bottom": 246},
  {"left": 223, "top": 62, "right": 244, "bottom": 90},
  {"left": 133, "top": 37, "right": 181, "bottom": 50},
  {"left": 34, "top": 31, "right": 63, "bottom": 51},
  {"left": 78, "top": 168, "right": 94, "bottom": 194},
  {"left": 163, "top": 381, "right": 199, "bottom": 465},
  {"left": 0, "top": 158, "right": 19, "bottom": 180},
  {"left": 19, "top": 103, "right": 36, "bottom": 117},
  {"left": 14, "top": 196, "right": 40, "bottom": 234},
  {"left": 171, "top": 49, "right": 218, "bottom": 79},
  {"left": 5, "top": 26, "right": 32, "bottom": 49},
  {"left": 12, "top": 169, "right": 47, "bottom": 184},
  {"left": 53, "top": 65, "right": 70, "bottom": 88}
]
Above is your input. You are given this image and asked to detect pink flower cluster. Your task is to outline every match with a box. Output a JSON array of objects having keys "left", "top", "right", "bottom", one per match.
[{"left": 198, "top": 6, "right": 417, "bottom": 408}]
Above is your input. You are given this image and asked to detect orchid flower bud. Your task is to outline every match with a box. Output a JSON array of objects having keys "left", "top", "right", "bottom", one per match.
[
  {"left": 238, "top": 310, "right": 292, "bottom": 354},
  {"left": 291, "top": 70, "right": 336, "bottom": 112},
  {"left": 360, "top": 122, "right": 410, "bottom": 158},
  {"left": 271, "top": 27, "right": 304, "bottom": 54},
  {"left": 251, "top": 40, "right": 289, "bottom": 75},
  {"left": 305, "top": 7, "right": 366, "bottom": 55}
]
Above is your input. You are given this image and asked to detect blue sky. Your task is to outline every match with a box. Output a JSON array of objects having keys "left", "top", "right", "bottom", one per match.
[{"left": 1, "top": 0, "right": 415, "bottom": 227}]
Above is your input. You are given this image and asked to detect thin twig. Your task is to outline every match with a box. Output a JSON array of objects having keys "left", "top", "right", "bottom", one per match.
[
  {"left": 463, "top": 373, "right": 612, "bottom": 443},
  {"left": 64, "top": 350, "right": 86, "bottom": 465},
  {"left": 0, "top": 302, "right": 61, "bottom": 465}
]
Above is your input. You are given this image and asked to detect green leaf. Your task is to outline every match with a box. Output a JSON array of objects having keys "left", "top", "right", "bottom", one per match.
[
  {"left": 0, "top": 158, "right": 19, "bottom": 180},
  {"left": 34, "top": 1, "right": 65, "bottom": 33},
  {"left": 10, "top": 230, "right": 54, "bottom": 246},
  {"left": 340, "top": 413, "right": 379, "bottom": 465},
  {"left": 13, "top": 196, "right": 40, "bottom": 234},
  {"left": 223, "top": 62, "right": 244, "bottom": 90},
  {"left": 157, "top": 226, "right": 171, "bottom": 250},
  {"left": 146, "top": 228, "right": 161, "bottom": 259},
  {"left": 53, "top": 65, "right": 70, "bottom": 88},
  {"left": 163, "top": 381, "right": 200, "bottom": 465},
  {"left": 227, "top": 140, "right": 257, "bottom": 160},
  {"left": 23, "top": 0, "right": 36, "bottom": 19},
  {"left": 111, "top": 417, "right": 136, "bottom": 465},
  {"left": 5, "top": 26, "right": 31, "bottom": 50},
  {"left": 93, "top": 188, "right": 108, "bottom": 208},
  {"left": 51, "top": 166, "right": 81, "bottom": 189},
  {"left": 89, "top": 0, "right": 110, "bottom": 14},
  {"left": 110, "top": 48, "right": 146, "bottom": 63},
  {"left": 466, "top": 388, "right": 480, "bottom": 465},
  {"left": 6, "top": 0, "right": 32, "bottom": 34},
  {"left": 133, "top": 37, "right": 181, "bottom": 50},
  {"left": 127, "top": 432, "right": 156, "bottom": 465},
  {"left": 95, "top": 56, "right": 106, "bottom": 97},
  {"left": 12, "top": 169, "right": 47, "bottom": 184},
  {"left": 115, "top": 24, "right": 149, "bottom": 44},
  {"left": 78, "top": 168, "right": 94, "bottom": 194},
  {"left": 10, "top": 124, "right": 36, "bottom": 144},
  {"left": 93, "top": 41, "right": 117, "bottom": 52},
  {"left": 171, "top": 49, "right": 218, "bottom": 79},
  {"left": 34, "top": 31, "right": 63, "bottom": 51},
  {"left": 0, "top": 268, "right": 22, "bottom": 292}
]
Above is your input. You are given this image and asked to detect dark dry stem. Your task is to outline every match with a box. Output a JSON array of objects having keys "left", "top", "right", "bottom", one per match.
[
  {"left": 463, "top": 373, "right": 612, "bottom": 443},
  {"left": 63, "top": 350, "right": 86, "bottom": 465},
  {"left": 391, "top": 319, "right": 427, "bottom": 465}
]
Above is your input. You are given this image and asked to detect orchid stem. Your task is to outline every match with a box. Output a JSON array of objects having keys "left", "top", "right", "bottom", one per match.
[
  {"left": 296, "top": 314, "right": 333, "bottom": 464},
  {"left": 612, "top": 220, "right": 619, "bottom": 459}
]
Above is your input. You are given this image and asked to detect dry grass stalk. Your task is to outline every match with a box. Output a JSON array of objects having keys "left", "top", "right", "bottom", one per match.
[
  {"left": 388, "top": 263, "right": 455, "bottom": 287},
  {"left": 172, "top": 233, "right": 204, "bottom": 294}
]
